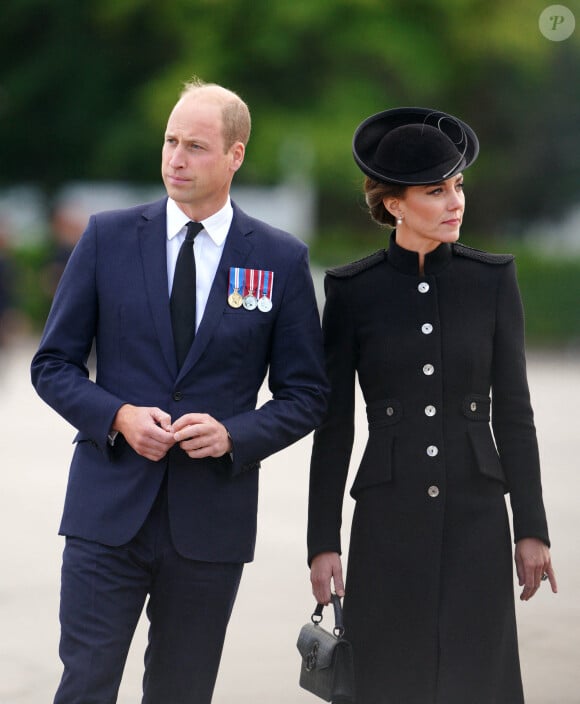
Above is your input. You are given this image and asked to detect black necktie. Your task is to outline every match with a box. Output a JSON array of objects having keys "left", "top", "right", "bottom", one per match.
[{"left": 170, "top": 221, "right": 203, "bottom": 368}]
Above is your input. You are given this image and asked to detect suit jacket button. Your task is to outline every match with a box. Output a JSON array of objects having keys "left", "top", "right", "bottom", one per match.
[
  {"left": 428, "top": 485, "right": 440, "bottom": 498},
  {"left": 173, "top": 391, "right": 183, "bottom": 401}
]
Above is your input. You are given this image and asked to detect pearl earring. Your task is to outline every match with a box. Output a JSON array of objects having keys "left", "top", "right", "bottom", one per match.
[{"left": 396, "top": 216, "right": 403, "bottom": 226}]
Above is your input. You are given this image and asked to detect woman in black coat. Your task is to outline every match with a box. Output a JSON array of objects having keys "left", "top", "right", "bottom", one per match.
[{"left": 308, "top": 108, "right": 557, "bottom": 704}]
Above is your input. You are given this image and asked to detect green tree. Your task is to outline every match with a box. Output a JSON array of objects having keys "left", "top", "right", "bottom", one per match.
[{"left": 1, "top": 0, "right": 579, "bottom": 234}]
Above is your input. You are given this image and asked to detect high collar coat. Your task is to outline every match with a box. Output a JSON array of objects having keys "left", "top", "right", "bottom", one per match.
[{"left": 308, "top": 235, "right": 550, "bottom": 704}]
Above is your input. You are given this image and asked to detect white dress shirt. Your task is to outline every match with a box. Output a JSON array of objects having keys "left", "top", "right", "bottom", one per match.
[
  {"left": 166, "top": 197, "right": 233, "bottom": 331},
  {"left": 108, "top": 198, "right": 233, "bottom": 446}
]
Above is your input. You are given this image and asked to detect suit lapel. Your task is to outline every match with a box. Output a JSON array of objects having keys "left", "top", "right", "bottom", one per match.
[
  {"left": 138, "top": 199, "right": 178, "bottom": 377},
  {"left": 177, "top": 206, "right": 254, "bottom": 378}
]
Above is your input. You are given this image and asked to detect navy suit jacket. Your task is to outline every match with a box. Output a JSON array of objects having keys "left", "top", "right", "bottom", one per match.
[{"left": 31, "top": 198, "right": 328, "bottom": 563}]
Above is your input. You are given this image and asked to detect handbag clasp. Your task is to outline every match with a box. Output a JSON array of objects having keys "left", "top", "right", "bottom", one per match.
[{"left": 305, "top": 640, "right": 319, "bottom": 672}]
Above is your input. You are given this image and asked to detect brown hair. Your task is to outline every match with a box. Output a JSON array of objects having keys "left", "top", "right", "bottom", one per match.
[
  {"left": 180, "top": 77, "right": 252, "bottom": 150},
  {"left": 363, "top": 177, "right": 407, "bottom": 227}
]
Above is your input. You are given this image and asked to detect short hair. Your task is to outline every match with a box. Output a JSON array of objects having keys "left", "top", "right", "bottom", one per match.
[
  {"left": 363, "top": 177, "right": 407, "bottom": 227},
  {"left": 180, "top": 77, "right": 252, "bottom": 150}
]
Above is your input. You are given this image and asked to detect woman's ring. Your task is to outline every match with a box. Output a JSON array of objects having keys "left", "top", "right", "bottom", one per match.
[{"left": 541, "top": 573, "right": 548, "bottom": 581}]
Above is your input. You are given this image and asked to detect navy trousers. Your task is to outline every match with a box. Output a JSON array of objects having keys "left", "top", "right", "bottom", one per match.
[{"left": 53, "top": 480, "right": 244, "bottom": 704}]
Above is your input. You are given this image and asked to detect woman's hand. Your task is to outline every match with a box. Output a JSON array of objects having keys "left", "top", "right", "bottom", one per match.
[
  {"left": 310, "top": 552, "right": 345, "bottom": 605},
  {"left": 515, "top": 537, "right": 557, "bottom": 601}
]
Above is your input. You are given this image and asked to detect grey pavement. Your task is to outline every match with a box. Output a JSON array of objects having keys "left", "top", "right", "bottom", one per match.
[{"left": 1, "top": 336, "right": 578, "bottom": 703}]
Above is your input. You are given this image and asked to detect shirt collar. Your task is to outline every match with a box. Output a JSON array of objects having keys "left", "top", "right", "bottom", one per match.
[
  {"left": 387, "top": 231, "right": 453, "bottom": 276},
  {"left": 166, "top": 197, "right": 233, "bottom": 246}
]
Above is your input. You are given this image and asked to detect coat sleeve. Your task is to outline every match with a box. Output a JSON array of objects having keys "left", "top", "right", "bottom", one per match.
[
  {"left": 491, "top": 260, "right": 550, "bottom": 546},
  {"left": 223, "top": 246, "right": 329, "bottom": 475},
  {"left": 307, "top": 274, "right": 358, "bottom": 563},
  {"left": 30, "top": 217, "right": 125, "bottom": 450}
]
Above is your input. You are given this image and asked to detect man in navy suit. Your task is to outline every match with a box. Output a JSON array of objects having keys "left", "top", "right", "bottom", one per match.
[{"left": 31, "top": 78, "right": 328, "bottom": 703}]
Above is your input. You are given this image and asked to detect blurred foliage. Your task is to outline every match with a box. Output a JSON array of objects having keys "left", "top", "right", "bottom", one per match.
[
  {"left": 1, "top": 0, "right": 579, "bottom": 344},
  {"left": 1, "top": 0, "right": 579, "bottom": 235},
  {"left": 10, "top": 243, "right": 54, "bottom": 325},
  {"left": 506, "top": 245, "right": 580, "bottom": 347}
]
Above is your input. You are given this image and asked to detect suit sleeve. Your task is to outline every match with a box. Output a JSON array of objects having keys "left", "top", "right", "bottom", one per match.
[
  {"left": 223, "top": 246, "right": 329, "bottom": 475},
  {"left": 30, "top": 217, "right": 125, "bottom": 449},
  {"left": 491, "top": 260, "right": 550, "bottom": 545},
  {"left": 307, "top": 275, "right": 357, "bottom": 563}
]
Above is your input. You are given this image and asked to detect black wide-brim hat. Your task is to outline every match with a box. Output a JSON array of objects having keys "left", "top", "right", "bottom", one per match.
[{"left": 353, "top": 107, "right": 479, "bottom": 185}]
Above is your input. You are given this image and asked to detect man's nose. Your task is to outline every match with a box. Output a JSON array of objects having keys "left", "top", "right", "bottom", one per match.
[{"left": 168, "top": 145, "right": 185, "bottom": 168}]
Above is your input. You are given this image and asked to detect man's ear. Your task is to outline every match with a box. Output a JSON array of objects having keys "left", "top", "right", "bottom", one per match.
[{"left": 230, "top": 142, "right": 245, "bottom": 172}]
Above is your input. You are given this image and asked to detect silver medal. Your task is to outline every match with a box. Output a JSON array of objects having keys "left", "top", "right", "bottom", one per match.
[
  {"left": 243, "top": 294, "right": 258, "bottom": 310},
  {"left": 258, "top": 296, "right": 272, "bottom": 312}
]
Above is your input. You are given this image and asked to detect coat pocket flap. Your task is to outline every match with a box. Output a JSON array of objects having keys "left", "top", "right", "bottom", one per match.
[
  {"left": 462, "top": 394, "right": 491, "bottom": 421},
  {"left": 366, "top": 398, "right": 403, "bottom": 429},
  {"left": 350, "top": 433, "right": 395, "bottom": 497},
  {"left": 467, "top": 424, "right": 507, "bottom": 485}
]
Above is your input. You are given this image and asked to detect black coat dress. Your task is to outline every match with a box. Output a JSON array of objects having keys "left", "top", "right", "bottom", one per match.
[{"left": 308, "top": 235, "right": 550, "bottom": 704}]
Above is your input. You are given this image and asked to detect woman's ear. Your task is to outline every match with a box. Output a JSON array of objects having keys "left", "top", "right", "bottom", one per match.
[{"left": 383, "top": 197, "right": 401, "bottom": 220}]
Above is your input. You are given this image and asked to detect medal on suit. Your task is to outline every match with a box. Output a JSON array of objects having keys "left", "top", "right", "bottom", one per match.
[
  {"left": 242, "top": 268, "right": 258, "bottom": 310},
  {"left": 228, "top": 267, "right": 244, "bottom": 308},
  {"left": 229, "top": 292, "right": 243, "bottom": 308},
  {"left": 257, "top": 269, "right": 273, "bottom": 312}
]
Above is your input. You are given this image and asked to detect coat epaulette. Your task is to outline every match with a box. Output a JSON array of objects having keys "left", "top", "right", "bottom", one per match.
[
  {"left": 453, "top": 242, "right": 514, "bottom": 265},
  {"left": 326, "top": 250, "right": 386, "bottom": 278}
]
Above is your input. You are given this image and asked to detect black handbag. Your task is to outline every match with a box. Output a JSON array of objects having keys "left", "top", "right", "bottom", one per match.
[{"left": 297, "top": 594, "right": 356, "bottom": 703}]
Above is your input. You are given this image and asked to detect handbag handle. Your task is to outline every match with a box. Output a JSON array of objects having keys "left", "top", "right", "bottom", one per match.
[{"left": 311, "top": 593, "right": 345, "bottom": 638}]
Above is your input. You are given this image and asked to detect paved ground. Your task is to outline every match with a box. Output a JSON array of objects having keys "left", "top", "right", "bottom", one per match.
[{"left": 1, "top": 336, "right": 578, "bottom": 703}]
